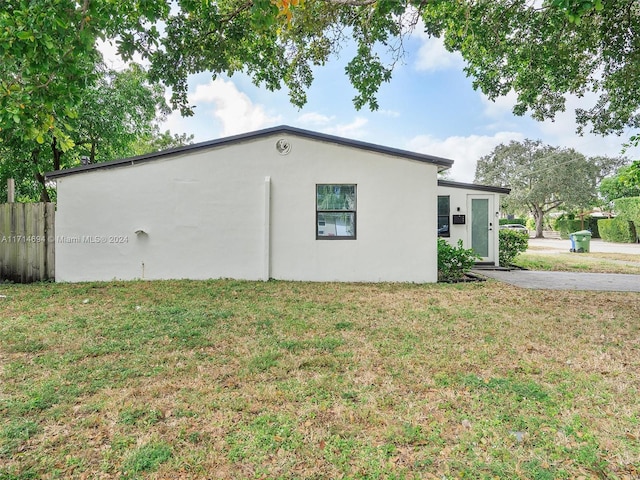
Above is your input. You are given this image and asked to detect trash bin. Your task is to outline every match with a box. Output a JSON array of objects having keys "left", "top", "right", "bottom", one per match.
[{"left": 570, "top": 230, "right": 592, "bottom": 253}]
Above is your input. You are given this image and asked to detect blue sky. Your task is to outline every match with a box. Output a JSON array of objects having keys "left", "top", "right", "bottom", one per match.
[{"left": 102, "top": 28, "right": 639, "bottom": 183}]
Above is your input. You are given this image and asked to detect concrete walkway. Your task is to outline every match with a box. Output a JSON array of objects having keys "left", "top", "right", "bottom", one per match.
[{"left": 472, "top": 237, "right": 640, "bottom": 292}]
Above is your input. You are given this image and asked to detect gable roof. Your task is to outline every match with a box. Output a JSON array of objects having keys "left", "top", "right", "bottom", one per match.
[
  {"left": 46, "top": 125, "right": 455, "bottom": 180},
  {"left": 438, "top": 179, "right": 511, "bottom": 195}
]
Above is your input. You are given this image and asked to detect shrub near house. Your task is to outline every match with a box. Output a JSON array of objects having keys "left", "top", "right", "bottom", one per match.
[
  {"left": 498, "top": 229, "right": 528, "bottom": 267},
  {"left": 437, "top": 238, "right": 479, "bottom": 281}
]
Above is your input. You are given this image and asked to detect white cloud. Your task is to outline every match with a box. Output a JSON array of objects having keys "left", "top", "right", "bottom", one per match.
[
  {"left": 478, "top": 86, "right": 639, "bottom": 159},
  {"left": 97, "top": 39, "right": 148, "bottom": 71},
  {"left": 188, "top": 78, "right": 282, "bottom": 137},
  {"left": 481, "top": 90, "right": 520, "bottom": 119},
  {"left": 159, "top": 78, "right": 282, "bottom": 141},
  {"left": 98, "top": 40, "right": 283, "bottom": 140},
  {"left": 414, "top": 31, "right": 464, "bottom": 72},
  {"left": 297, "top": 112, "right": 335, "bottom": 126},
  {"left": 377, "top": 109, "right": 401, "bottom": 118},
  {"left": 320, "top": 117, "right": 369, "bottom": 139},
  {"left": 406, "top": 131, "right": 525, "bottom": 183},
  {"left": 526, "top": 91, "right": 639, "bottom": 160}
]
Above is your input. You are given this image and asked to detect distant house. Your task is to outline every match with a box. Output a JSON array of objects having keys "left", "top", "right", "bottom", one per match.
[{"left": 46, "top": 126, "right": 508, "bottom": 283}]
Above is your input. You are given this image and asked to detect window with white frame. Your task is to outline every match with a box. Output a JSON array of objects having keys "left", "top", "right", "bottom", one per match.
[{"left": 316, "top": 184, "right": 356, "bottom": 239}]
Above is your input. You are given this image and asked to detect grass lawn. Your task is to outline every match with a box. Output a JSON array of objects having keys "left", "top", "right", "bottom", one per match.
[
  {"left": 1, "top": 279, "right": 639, "bottom": 479},
  {"left": 516, "top": 250, "right": 640, "bottom": 274}
]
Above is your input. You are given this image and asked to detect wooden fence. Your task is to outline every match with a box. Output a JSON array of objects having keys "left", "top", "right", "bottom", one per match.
[{"left": 0, "top": 203, "right": 55, "bottom": 282}]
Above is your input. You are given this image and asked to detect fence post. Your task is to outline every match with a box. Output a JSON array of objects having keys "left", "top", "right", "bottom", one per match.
[{"left": 7, "top": 179, "right": 15, "bottom": 203}]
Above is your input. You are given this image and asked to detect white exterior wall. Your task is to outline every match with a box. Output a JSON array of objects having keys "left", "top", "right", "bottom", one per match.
[
  {"left": 55, "top": 133, "right": 439, "bottom": 282},
  {"left": 437, "top": 184, "right": 502, "bottom": 266}
]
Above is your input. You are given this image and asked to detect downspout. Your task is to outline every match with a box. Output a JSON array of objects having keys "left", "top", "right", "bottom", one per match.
[{"left": 263, "top": 176, "right": 271, "bottom": 281}]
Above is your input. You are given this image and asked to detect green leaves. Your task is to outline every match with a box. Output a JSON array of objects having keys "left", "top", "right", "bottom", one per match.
[
  {"left": 15, "top": 30, "right": 34, "bottom": 41},
  {"left": 3, "top": 0, "right": 635, "bottom": 138},
  {"left": 599, "top": 164, "right": 640, "bottom": 204},
  {"left": 345, "top": 46, "right": 392, "bottom": 111},
  {"left": 498, "top": 229, "right": 528, "bottom": 267},
  {"left": 251, "top": 0, "right": 280, "bottom": 29},
  {"left": 437, "top": 238, "right": 479, "bottom": 282},
  {"left": 0, "top": 0, "right": 185, "bottom": 201},
  {"left": 423, "top": 0, "right": 639, "bottom": 137},
  {"left": 2, "top": 0, "right": 638, "bottom": 201},
  {"left": 619, "top": 161, "right": 640, "bottom": 188},
  {"left": 1, "top": 0, "right": 102, "bottom": 148},
  {"left": 551, "top": 0, "right": 604, "bottom": 23}
]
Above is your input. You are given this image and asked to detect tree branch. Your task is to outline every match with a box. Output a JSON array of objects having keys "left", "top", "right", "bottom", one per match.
[
  {"left": 322, "top": 0, "right": 377, "bottom": 4},
  {"left": 542, "top": 200, "right": 563, "bottom": 214},
  {"left": 79, "top": 0, "right": 91, "bottom": 31},
  {"left": 220, "top": 0, "right": 254, "bottom": 24}
]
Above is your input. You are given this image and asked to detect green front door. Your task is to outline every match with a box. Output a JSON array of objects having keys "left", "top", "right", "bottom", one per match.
[{"left": 470, "top": 196, "right": 493, "bottom": 262}]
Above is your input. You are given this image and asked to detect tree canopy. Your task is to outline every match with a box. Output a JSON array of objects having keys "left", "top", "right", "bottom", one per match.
[
  {"left": 1, "top": 0, "right": 102, "bottom": 151},
  {"left": 621, "top": 160, "right": 640, "bottom": 188},
  {"left": 1, "top": 0, "right": 218, "bottom": 202},
  {"left": 0, "top": 65, "right": 184, "bottom": 202},
  {"left": 2, "top": 0, "right": 639, "bottom": 152},
  {"left": 73, "top": 64, "right": 171, "bottom": 164},
  {"left": 599, "top": 164, "right": 640, "bottom": 205},
  {"left": 143, "top": 0, "right": 640, "bottom": 137},
  {"left": 474, "top": 140, "right": 627, "bottom": 237}
]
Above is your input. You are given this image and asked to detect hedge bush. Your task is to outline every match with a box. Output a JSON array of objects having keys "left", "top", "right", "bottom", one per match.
[
  {"left": 437, "top": 238, "right": 479, "bottom": 282},
  {"left": 499, "top": 218, "right": 526, "bottom": 226},
  {"left": 499, "top": 229, "right": 529, "bottom": 267},
  {"left": 597, "top": 218, "right": 637, "bottom": 243},
  {"left": 613, "top": 197, "right": 640, "bottom": 241},
  {"left": 554, "top": 216, "right": 600, "bottom": 239}
]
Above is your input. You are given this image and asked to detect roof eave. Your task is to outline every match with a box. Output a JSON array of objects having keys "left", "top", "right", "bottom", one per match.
[
  {"left": 438, "top": 179, "right": 511, "bottom": 195},
  {"left": 45, "top": 125, "right": 455, "bottom": 180}
]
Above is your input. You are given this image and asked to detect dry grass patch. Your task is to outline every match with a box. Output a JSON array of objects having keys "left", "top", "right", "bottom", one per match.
[
  {"left": 583, "top": 252, "right": 640, "bottom": 263},
  {"left": 1, "top": 280, "right": 639, "bottom": 479},
  {"left": 516, "top": 251, "right": 640, "bottom": 274}
]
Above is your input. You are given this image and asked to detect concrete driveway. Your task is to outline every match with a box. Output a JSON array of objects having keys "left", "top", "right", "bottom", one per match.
[{"left": 472, "top": 237, "right": 640, "bottom": 292}]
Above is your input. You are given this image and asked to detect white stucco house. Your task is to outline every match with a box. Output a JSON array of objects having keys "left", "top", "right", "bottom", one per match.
[{"left": 46, "top": 125, "right": 509, "bottom": 283}]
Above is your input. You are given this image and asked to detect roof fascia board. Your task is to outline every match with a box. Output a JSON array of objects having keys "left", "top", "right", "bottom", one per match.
[{"left": 438, "top": 179, "right": 511, "bottom": 195}]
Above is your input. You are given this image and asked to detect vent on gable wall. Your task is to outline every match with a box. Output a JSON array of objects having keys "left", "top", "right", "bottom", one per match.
[{"left": 275, "top": 139, "right": 291, "bottom": 155}]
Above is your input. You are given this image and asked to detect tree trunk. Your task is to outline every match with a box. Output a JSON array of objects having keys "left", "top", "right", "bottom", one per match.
[
  {"left": 30, "top": 150, "right": 51, "bottom": 203},
  {"left": 533, "top": 204, "right": 545, "bottom": 238},
  {"left": 35, "top": 171, "right": 51, "bottom": 203},
  {"left": 52, "top": 136, "right": 62, "bottom": 171}
]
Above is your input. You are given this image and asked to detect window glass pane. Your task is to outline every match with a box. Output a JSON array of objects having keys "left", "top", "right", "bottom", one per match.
[
  {"left": 317, "top": 212, "right": 355, "bottom": 237},
  {"left": 317, "top": 185, "right": 356, "bottom": 211},
  {"left": 437, "top": 196, "right": 450, "bottom": 216},
  {"left": 438, "top": 216, "right": 450, "bottom": 236}
]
